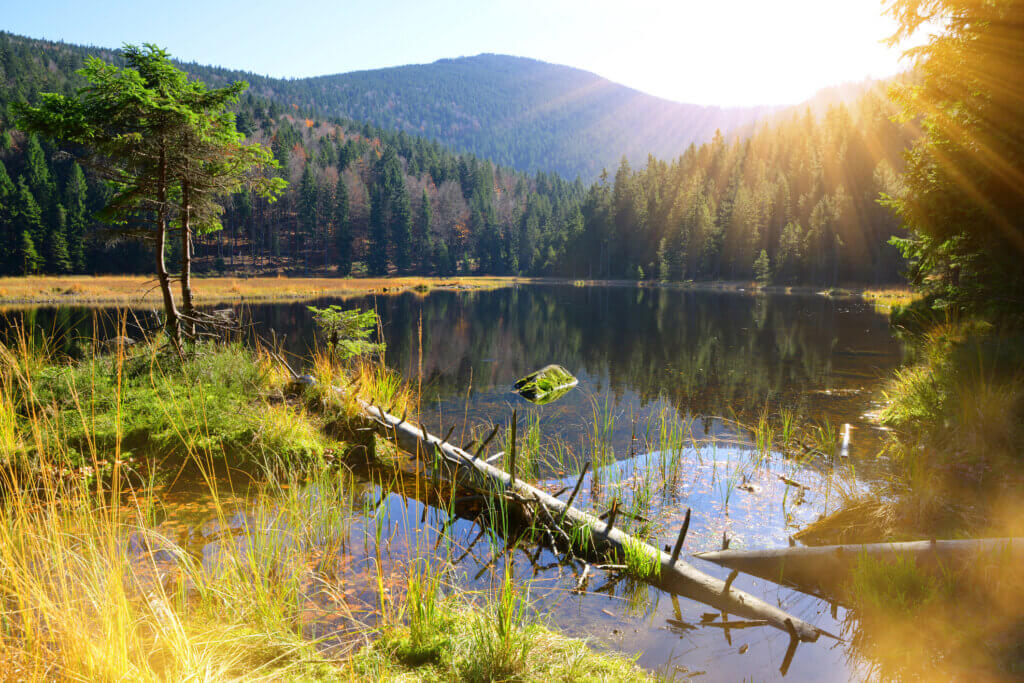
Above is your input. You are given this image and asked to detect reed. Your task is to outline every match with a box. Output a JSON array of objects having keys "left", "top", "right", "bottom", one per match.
[{"left": 0, "top": 323, "right": 652, "bottom": 681}]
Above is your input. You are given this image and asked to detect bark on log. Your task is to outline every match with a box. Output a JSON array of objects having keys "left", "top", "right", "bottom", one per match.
[
  {"left": 695, "top": 537, "right": 1024, "bottom": 603},
  {"left": 356, "top": 398, "right": 824, "bottom": 642}
]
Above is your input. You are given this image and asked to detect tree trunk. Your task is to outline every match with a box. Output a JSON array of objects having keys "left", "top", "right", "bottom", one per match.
[
  {"left": 155, "top": 145, "right": 182, "bottom": 349},
  {"left": 694, "top": 538, "right": 1024, "bottom": 604},
  {"left": 355, "top": 398, "right": 825, "bottom": 643},
  {"left": 180, "top": 178, "right": 195, "bottom": 335}
]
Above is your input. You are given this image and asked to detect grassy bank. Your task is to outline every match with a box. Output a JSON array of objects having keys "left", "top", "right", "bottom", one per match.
[
  {"left": 0, "top": 275, "right": 523, "bottom": 307},
  {"left": 0, "top": 331, "right": 651, "bottom": 681},
  {"left": 0, "top": 274, "right": 915, "bottom": 311}
]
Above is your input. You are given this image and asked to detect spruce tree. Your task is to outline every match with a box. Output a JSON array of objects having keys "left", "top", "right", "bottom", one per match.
[
  {"left": 17, "top": 231, "right": 41, "bottom": 275},
  {"left": 13, "top": 178, "right": 44, "bottom": 247},
  {"left": 885, "top": 0, "right": 1024, "bottom": 323},
  {"left": 64, "top": 163, "right": 88, "bottom": 272},
  {"left": 24, "top": 134, "right": 54, "bottom": 208},
  {"left": 298, "top": 163, "right": 318, "bottom": 246},
  {"left": 753, "top": 249, "right": 772, "bottom": 285},
  {"left": 657, "top": 238, "right": 670, "bottom": 282},
  {"left": 392, "top": 184, "right": 413, "bottom": 273},
  {"left": 17, "top": 45, "right": 282, "bottom": 344},
  {"left": 334, "top": 175, "right": 352, "bottom": 275},
  {"left": 16, "top": 45, "right": 197, "bottom": 345},
  {"left": 45, "top": 206, "right": 73, "bottom": 273},
  {"left": 415, "top": 189, "right": 433, "bottom": 272},
  {"left": 0, "top": 160, "right": 14, "bottom": 274},
  {"left": 367, "top": 185, "right": 388, "bottom": 276}
]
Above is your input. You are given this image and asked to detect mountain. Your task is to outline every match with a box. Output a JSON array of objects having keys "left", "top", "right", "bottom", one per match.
[
  {"left": 1, "top": 31, "right": 913, "bottom": 286},
  {"left": 236, "top": 54, "right": 776, "bottom": 179},
  {"left": 0, "top": 32, "right": 782, "bottom": 179},
  {"left": 168, "top": 53, "right": 784, "bottom": 179}
]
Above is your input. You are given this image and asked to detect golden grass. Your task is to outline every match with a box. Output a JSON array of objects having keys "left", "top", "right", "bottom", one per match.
[
  {"left": 0, "top": 328, "right": 653, "bottom": 682},
  {"left": 0, "top": 275, "right": 527, "bottom": 307},
  {"left": 859, "top": 287, "right": 919, "bottom": 313}
]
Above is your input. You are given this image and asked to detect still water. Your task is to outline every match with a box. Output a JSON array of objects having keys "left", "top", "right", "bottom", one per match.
[{"left": 9, "top": 284, "right": 905, "bottom": 680}]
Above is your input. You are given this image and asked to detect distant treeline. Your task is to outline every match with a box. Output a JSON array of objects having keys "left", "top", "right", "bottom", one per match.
[{"left": 0, "top": 32, "right": 912, "bottom": 284}]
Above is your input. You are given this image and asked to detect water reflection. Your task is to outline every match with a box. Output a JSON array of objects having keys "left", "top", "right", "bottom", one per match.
[
  {"left": 3, "top": 285, "right": 901, "bottom": 458},
  {"left": 5, "top": 285, "right": 903, "bottom": 680}
]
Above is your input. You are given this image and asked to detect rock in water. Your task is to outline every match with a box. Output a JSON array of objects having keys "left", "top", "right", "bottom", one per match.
[{"left": 513, "top": 364, "right": 578, "bottom": 405}]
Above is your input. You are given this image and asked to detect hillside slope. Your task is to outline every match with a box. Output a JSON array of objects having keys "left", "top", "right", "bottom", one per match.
[{"left": 263, "top": 54, "right": 775, "bottom": 178}]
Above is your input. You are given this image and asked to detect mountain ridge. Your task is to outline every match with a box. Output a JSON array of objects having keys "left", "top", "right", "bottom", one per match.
[{"left": 3, "top": 32, "right": 885, "bottom": 180}]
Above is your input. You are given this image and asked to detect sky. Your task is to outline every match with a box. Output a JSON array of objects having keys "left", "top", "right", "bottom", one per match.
[{"left": 3, "top": 0, "right": 916, "bottom": 106}]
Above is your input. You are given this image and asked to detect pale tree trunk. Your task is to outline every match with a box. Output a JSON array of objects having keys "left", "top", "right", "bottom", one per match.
[{"left": 155, "top": 144, "right": 182, "bottom": 350}]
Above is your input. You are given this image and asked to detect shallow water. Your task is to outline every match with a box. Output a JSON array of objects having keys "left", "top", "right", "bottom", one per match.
[{"left": 8, "top": 284, "right": 904, "bottom": 679}]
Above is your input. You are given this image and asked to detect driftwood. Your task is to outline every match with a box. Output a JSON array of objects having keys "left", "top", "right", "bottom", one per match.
[
  {"left": 695, "top": 537, "right": 1024, "bottom": 603},
  {"left": 355, "top": 398, "right": 825, "bottom": 642}
]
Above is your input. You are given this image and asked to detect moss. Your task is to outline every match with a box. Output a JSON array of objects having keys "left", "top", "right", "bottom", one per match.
[{"left": 513, "top": 364, "right": 578, "bottom": 405}]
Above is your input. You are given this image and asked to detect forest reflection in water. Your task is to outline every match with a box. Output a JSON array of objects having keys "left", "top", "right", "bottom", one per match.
[{"left": 4, "top": 284, "right": 904, "bottom": 460}]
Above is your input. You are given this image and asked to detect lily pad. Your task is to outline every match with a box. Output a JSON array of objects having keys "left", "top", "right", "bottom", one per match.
[{"left": 513, "top": 364, "right": 578, "bottom": 405}]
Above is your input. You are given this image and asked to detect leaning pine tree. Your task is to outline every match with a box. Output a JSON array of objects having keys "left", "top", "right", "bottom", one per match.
[
  {"left": 171, "top": 70, "right": 286, "bottom": 330},
  {"left": 15, "top": 44, "right": 284, "bottom": 347}
]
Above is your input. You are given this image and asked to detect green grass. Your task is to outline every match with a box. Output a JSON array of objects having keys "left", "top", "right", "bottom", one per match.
[
  {"left": 360, "top": 563, "right": 650, "bottom": 682},
  {"left": 0, "top": 336, "right": 340, "bottom": 474},
  {"left": 621, "top": 536, "right": 661, "bottom": 580},
  {"left": 0, "top": 327, "right": 655, "bottom": 681}
]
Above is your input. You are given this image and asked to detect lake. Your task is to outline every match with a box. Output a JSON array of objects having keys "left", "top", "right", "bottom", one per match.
[{"left": 6, "top": 283, "right": 905, "bottom": 680}]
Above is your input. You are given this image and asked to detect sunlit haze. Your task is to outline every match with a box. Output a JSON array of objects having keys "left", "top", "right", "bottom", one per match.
[{"left": 6, "top": 0, "right": 913, "bottom": 106}]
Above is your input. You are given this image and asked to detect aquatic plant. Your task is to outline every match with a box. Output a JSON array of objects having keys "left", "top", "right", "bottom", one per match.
[
  {"left": 307, "top": 304, "right": 384, "bottom": 362},
  {"left": 621, "top": 536, "right": 661, "bottom": 579}
]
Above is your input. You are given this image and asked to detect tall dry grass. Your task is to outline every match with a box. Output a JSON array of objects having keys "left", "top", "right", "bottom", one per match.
[{"left": 0, "top": 275, "right": 520, "bottom": 308}]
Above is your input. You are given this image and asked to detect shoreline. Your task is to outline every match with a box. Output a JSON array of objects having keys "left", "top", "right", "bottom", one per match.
[{"left": 0, "top": 274, "right": 914, "bottom": 310}]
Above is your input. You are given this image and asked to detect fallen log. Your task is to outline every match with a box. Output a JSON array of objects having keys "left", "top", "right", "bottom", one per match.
[
  {"left": 355, "top": 398, "right": 824, "bottom": 642},
  {"left": 694, "top": 537, "right": 1024, "bottom": 603}
]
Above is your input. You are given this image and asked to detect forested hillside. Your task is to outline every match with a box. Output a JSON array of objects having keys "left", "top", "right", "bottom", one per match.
[
  {"left": 574, "top": 86, "right": 916, "bottom": 284},
  {"left": 0, "top": 32, "right": 913, "bottom": 285},
  {"left": 235, "top": 54, "right": 774, "bottom": 179},
  {"left": 0, "top": 33, "right": 774, "bottom": 179}
]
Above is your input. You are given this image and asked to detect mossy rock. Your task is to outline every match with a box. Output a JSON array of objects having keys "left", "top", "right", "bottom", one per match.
[{"left": 513, "top": 364, "right": 578, "bottom": 405}]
